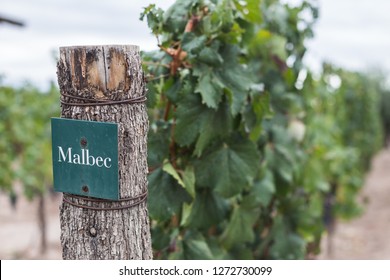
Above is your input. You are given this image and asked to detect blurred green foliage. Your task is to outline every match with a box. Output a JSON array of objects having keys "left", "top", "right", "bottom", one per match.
[
  {"left": 0, "top": 82, "right": 60, "bottom": 199},
  {"left": 141, "top": 0, "right": 385, "bottom": 259}
]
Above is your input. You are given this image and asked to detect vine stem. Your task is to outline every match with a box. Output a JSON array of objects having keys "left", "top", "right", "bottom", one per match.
[
  {"left": 169, "top": 116, "right": 177, "bottom": 169},
  {"left": 164, "top": 100, "right": 171, "bottom": 121},
  {"left": 142, "top": 61, "right": 170, "bottom": 68},
  {"left": 147, "top": 73, "right": 170, "bottom": 82}
]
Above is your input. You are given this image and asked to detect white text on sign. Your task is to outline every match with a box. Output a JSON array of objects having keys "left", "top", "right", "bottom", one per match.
[{"left": 58, "top": 147, "right": 112, "bottom": 168}]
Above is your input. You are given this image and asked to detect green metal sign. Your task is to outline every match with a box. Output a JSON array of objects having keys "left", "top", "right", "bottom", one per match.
[{"left": 51, "top": 118, "right": 119, "bottom": 200}]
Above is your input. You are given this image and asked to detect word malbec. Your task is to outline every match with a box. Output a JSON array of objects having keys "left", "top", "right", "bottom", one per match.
[{"left": 58, "top": 146, "right": 112, "bottom": 168}]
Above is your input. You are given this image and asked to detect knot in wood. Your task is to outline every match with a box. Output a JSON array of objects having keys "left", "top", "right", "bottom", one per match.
[{"left": 89, "top": 227, "right": 97, "bottom": 237}]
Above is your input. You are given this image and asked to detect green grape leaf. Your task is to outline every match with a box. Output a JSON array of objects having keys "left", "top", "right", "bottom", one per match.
[
  {"left": 147, "top": 122, "right": 170, "bottom": 168},
  {"left": 182, "top": 232, "right": 214, "bottom": 260},
  {"left": 151, "top": 225, "right": 171, "bottom": 251},
  {"left": 162, "top": 159, "right": 185, "bottom": 188},
  {"left": 269, "top": 217, "right": 306, "bottom": 259},
  {"left": 195, "top": 136, "right": 260, "bottom": 197},
  {"left": 148, "top": 168, "right": 192, "bottom": 221},
  {"left": 163, "top": 0, "right": 193, "bottom": 33},
  {"left": 145, "top": 82, "right": 159, "bottom": 108},
  {"left": 140, "top": 4, "right": 164, "bottom": 35},
  {"left": 187, "top": 190, "right": 228, "bottom": 229},
  {"left": 218, "top": 45, "right": 252, "bottom": 115},
  {"left": 242, "top": 170, "right": 275, "bottom": 209},
  {"left": 198, "top": 47, "right": 224, "bottom": 66},
  {"left": 174, "top": 93, "right": 208, "bottom": 146},
  {"left": 195, "top": 70, "right": 223, "bottom": 109},
  {"left": 182, "top": 166, "right": 196, "bottom": 198},
  {"left": 237, "top": 0, "right": 262, "bottom": 23},
  {"left": 221, "top": 205, "right": 260, "bottom": 249},
  {"left": 174, "top": 94, "right": 232, "bottom": 157},
  {"left": 182, "top": 33, "right": 207, "bottom": 54},
  {"left": 193, "top": 101, "right": 232, "bottom": 157}
]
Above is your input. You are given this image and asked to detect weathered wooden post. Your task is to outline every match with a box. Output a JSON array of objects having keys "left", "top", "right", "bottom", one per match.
[{"left": 55, "top": 45, "right": 152, "bottom": 259}]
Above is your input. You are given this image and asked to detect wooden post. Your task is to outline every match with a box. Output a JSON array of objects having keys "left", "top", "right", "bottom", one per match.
[{"left": 56, "top": 45, "right": 152, "bottom": 259}]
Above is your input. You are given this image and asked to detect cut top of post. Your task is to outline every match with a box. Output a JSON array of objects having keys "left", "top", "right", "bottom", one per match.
[{"left": 58, "top": 45, "right": 142, "bottom": 101}]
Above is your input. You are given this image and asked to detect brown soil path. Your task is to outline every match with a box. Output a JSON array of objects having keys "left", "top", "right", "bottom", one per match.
[
  {"left": 0, "top": 190, "right": 62, "bottom": 259},
  {"left": 318, "top": 149, "right": 390, "bottom": 259}
]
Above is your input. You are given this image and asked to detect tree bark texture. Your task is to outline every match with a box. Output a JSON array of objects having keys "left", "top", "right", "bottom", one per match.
[{"left": 56, "top": 45, "right": 152, "bottom": 260}]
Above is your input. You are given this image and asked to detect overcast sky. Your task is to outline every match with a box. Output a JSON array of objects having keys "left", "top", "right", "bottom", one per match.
[{"left": 1, "top": 0, "right": 390, "bottom": 90}]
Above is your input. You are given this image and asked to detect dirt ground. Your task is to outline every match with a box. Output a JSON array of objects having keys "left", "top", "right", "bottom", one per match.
[
  {"left": 318, "top": 148, "right": 390, "bottom": 259},
  {"left": 1, "top": 149, "right": 390, "bottom": 260},
  {"left": 0, "top": 190, "right": 62, "bottom": 260}
]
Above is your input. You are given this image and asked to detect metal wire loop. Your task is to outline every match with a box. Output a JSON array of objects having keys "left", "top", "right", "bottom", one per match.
[
  {"left": 62, "top": 190, "right": 148, "bottom": 211},
  {"left": 60, "top": 92, "right": 147, "bottom": 106}
]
